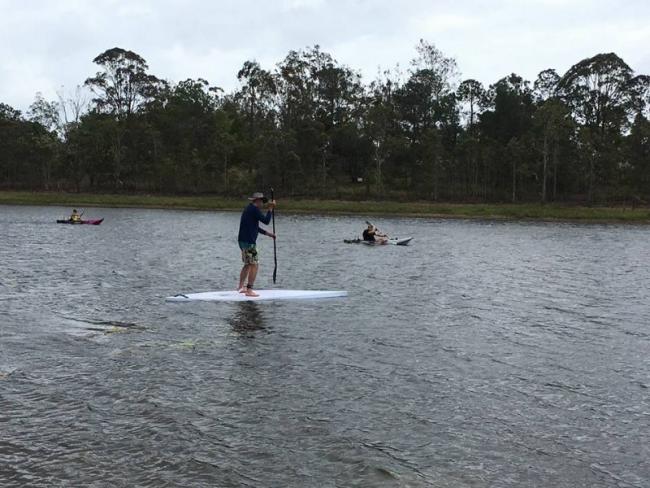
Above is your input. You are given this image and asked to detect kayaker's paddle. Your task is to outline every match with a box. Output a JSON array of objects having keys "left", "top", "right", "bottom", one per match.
[
  {"left": 365, "top": 220, "right": 389, "bottom": 239},
  {"left": 271, "top": 187, "right": 277, "bottom": 284},
  {"left": 365, "top": 221, "right": 394, "bottom": 245}
]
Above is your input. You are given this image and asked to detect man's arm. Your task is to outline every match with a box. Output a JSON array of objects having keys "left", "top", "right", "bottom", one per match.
[
  {"left": 255, "top": 200, "right": 276, "bottom": 225},
  {"left": 258, "top": 210, "right": 272, "bottom": 225},
  {"left": 258, "top": 227, "right": 276, "bottom": 239}
]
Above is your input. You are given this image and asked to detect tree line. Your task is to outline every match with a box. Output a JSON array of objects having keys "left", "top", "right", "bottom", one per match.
[{"left": 1, "top": 42, "right": 649, "bottom": 203}]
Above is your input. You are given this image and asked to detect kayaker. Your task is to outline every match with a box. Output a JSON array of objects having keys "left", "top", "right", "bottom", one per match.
[
  {"left": 70, "top": 209, "right": 81, "bottom": 223},
  {"left": 237, "top": 192, "right": 276, "bottom": 297},
  {"left": 362, "top": 223, "right": 375, "bottom": 242},
  {"left": 362, "top": 223, "right": 387, "bottom": 244}
]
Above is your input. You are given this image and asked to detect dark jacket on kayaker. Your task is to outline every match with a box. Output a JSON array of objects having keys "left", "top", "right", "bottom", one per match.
[
  {"left": 362, "top": 226, "right": 376, "bottom": 241},
  {"left": 238, "top": 203, "right": 272, "bottom": 245}
]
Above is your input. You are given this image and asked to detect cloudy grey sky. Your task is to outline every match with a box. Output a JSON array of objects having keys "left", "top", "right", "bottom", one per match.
[{"left": 1, "top": 0, "right": 649, "bottom": 112}]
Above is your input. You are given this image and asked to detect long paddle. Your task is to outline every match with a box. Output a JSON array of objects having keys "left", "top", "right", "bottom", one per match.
[
  {"left": 365, "top": 220, "right": 389, "bottom": 239},
  {"left": 365, "top": 220, "right": 393, "bottom": 244},
  {"left": 271, "top": 188, "right": 277, "bottom": 284}
]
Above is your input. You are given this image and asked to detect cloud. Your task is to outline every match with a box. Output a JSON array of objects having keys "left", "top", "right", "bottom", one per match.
[
  {"left": 412, "top": 13, "right": 480, "bottom": 33},
  {"left": 1, "top": 0, "right": 649, "bottom": 112}
]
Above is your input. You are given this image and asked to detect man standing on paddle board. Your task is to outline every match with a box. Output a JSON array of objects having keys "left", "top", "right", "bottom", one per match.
[{"left": 237, "top": 192, "right": 276, "bottom": 297}]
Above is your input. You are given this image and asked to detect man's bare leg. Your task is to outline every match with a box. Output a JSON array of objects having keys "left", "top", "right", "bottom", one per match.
[
  {"left": 245, "top": 264, "right": 259, "bottom": 297},
  {"left": 238, "top": 264, "right": 250, "bottom": 292}
]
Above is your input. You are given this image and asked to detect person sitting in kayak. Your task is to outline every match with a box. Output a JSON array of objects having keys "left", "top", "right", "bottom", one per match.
[
  {"left": 237, "top": 192, "right": 276, "bottom": 297},
  {"left": 70, "top": 209, "right": 81, "bottom": 223},
  {"left": 362, "top": 223, "right": 387, "bottom": 244}
]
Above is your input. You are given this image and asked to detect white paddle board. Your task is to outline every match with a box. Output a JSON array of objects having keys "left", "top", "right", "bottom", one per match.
[{"left": 166, "top": 289, "right": 348, "bottom": 302}]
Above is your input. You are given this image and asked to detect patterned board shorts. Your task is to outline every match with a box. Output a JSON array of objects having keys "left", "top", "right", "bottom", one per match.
[{"left": 240, "top": 243, "right": 258, "bottom": 265}]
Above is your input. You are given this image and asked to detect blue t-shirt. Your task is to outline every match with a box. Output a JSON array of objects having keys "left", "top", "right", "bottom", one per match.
[{"left": 238, "top": 203, "right": 272, "bottom": 245}]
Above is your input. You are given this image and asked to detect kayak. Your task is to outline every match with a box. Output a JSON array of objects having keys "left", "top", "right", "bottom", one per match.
[
  {"left": 166, "top": 289, "right": 348, "bottom": 302},
  {"left": 56, "top": 218, "right": 104, "bottom": 225},
  {"left": 344, "top": 236, "right": 413, "bottom": 246}
]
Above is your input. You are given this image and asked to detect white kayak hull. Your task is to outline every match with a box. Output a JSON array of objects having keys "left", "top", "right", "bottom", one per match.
[
  {"left": 166, "top": 289, "right": 348, "bottom": 302},
  {"left": 371, "top": 237, "right": 412, "bottom": 246},
  {"left": 345, "top": 237, "right": 413, "bottom": 246}
]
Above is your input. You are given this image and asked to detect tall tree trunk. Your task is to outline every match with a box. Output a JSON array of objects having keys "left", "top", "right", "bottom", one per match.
[
  {"left": 432, "top": 156, "right": 439, "bottom": 201},
  {"left": 374, "top": 144, "right": 383, "bottom": 196},
  {"left": 42, "top": 158, "right": 51, "bottom": 190},
  {"left": 223, "top": 152, "right": 229, "bottom": 193},
  {"left": 483, "top": 161, "right": 489, "bottom": 200},
  {"left": 552, "top": 141, "right": 558, "bottom": 201},
  {"left": 542, "top": 132, "right": 548, "bottom": 203},
  {"left": 112, "top": 127, "right": 124, "bottom": 190},
  {"left": 249, "top": 95, "right": 255, "bottom": 137},
  {"left": 512, "top": 157, "right": 517, "bottom": 203},
  {"left": 321, "top": 147, "right": 327, "bottom": 196},
  {"left": 588, "top": 152, "right": 595, "bottom": 203}
]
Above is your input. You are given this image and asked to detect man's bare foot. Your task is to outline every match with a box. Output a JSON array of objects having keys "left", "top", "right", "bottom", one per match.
[
  {"left": 238, "top": 286, "right": 246, "bottom": 293},
  {"left": 244, "top": 289, "right": 259, "bottom": 297}
]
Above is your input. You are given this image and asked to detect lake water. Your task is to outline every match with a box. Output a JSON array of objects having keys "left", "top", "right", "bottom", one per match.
[{"left": 1, "top": 205, "right": 649, "bottom": 487}]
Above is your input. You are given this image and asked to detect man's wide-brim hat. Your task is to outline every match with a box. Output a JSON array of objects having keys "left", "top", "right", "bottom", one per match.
[{"left": 248, "top": 192, "right": 266, "bottom": 201}]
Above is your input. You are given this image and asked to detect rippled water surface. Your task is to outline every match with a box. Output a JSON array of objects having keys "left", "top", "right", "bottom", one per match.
[{"left": 1, "top": 205, "right": 649, "bottom": 487}]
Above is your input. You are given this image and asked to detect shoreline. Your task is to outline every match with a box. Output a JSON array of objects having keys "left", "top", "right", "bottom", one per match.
[{"left": 2, "top": 190, "right": 650, "bottom": 224}]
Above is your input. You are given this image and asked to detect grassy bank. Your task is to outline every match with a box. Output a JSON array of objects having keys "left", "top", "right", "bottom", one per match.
[{"left": 2, "top": 190, "right": 650, "bottom": 222}]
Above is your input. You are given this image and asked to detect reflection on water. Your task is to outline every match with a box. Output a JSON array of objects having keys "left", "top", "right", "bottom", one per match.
[{"left": 228, "top": 301, "right": 268, "bottom": 334}]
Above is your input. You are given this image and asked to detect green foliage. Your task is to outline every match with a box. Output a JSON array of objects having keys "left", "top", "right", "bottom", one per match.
[
  {"left": 2, "top": 190, "right": 650, "bottom": 222},
  {"left": 1, "top": 45, "right": 649, "bottom": 205}
]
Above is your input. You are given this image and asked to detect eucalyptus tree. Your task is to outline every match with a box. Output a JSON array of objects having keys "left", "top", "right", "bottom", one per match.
[
  {"left": 483, "top": 73, "right": 534, "bottom": 143},
  {"left": 0, "top": 104, "right": 23, "bottom": 186},
  {"left": 236, "top": 60, "right": 278, "bottom": 136},
  {"left": 0, "top": 102, "right": 62, "bottom": 190},
  {"left": 27, "top": 93, "right": 61, "bottom": 136},
  {"left": 625, "top": 113, "right": 650, "bottom": 196},
  {"left": 533, "top": 99, "right": 573, "bottom": 202},
  {"left": 533, "top": 69, "right": 561, "bottom": 104},
  {"left": 143, "top": 78, "right": 224, "bottom": 192},
  {"left": 558, "top": 53, "right": 638, "bottom": 200},
  {"left": 396, "top": 69, "right": 439, "bottom": 138},
  {"left": 365, "top": 70, "right": 402, "bottom": 195},
  {"left": 480, "top": 74, "right": 535, "bottom": 200},
  {"left": 558, "top": 53, "right": 637, "bottom": 133},
  {"left": 85, "top": 47, "right": 165, "bottom": 119},
  {"left": 410, "top": 39, "right": 460, "bottom": 102},
  {"left": 456, "top": 79, "right": 486, "bottom": 196},
  {"left": 232, "top": 61, "right": 277, "bottom": 188},
  {"left": 57, "top": 85, "right": 90, "bottom": 132},
  {"left": 312, "top": 60, "right": 363, "bottom": 128},
  {"left": 26, "top": 93, "right": 63, "bottom": 189},
  {"left": 62, "top": 112, "right": 114, "bottom": 191},
  {"left": 532, "top": 69, "right": 573, "bottom": 202},
  {"left": 629, "top": 74, "right": 650, "bottom": 119},
  {"left": 313, "top": 62, "right": 364, "bottom": 193},
  {"left": 277, "top": 48, "right": 317, "bottom": 128},
  {"left": 393, "top": 41, "right": 460, "bottom": 196},
  {"left": 0, "top": 103, "right": 21, "bottom": 120},
  {"left": 624, "top": 75, "right": 650, "bottom": 196},
  {"left": 398, "top": 41, "right": 459, "bottom": 138},
  {"left": 275, "top": 46, "right": 365, "bottom": 194},
  {"left": 274, "top": 49, "right": 317, "bottom": 192},
  {"left": 83, "top": 48, "right": 166, "bottom": 189},
  {"left": 457, "top": 79, "right": 486, "bottom": 132}
]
